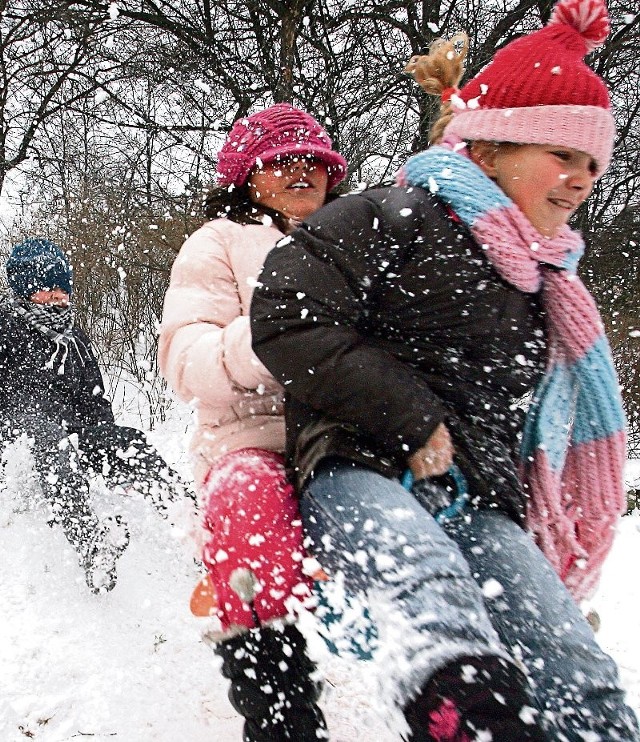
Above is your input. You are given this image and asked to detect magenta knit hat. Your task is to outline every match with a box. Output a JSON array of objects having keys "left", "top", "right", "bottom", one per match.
[
  {"left": 215, "top": 103, "right": 348, "bottom": 191},
  {"left": 444, "top": 0, "right": 615, "bottom": 175}
]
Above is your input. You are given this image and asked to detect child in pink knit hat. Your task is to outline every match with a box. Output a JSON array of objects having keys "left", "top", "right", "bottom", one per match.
[
  {"left": 215, "top": 102, "right": 347, "bottom": 192},
  {"left": 250, "top": 1, "right": 639, "bottom": 739},
  {"left": 159, "top": 103, "right": 346, "bottom": 741}
]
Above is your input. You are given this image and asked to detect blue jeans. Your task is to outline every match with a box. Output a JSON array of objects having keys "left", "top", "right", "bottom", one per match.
[{"left": 301, "top": 459, "right": 639, "bottom": 742}]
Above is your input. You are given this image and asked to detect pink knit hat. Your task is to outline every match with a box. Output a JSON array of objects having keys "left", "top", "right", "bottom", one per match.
[
  {"left": 444, "top": 0, "right": 615, "bottom": 175},
  {"left": 215, "top": 103, "right": 348, "bottom": 190}
]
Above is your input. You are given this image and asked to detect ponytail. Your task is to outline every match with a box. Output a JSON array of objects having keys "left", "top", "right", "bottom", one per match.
[{"left": 405, "top": 33, "right": 469, "bottom": 144}]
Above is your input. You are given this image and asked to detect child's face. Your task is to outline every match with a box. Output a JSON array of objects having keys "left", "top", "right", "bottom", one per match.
[
  {"left": 247, "top": 155, "right": 329, "bottom": 221},
  {"left": 473, "top": 143, "right": 598, "bottom": 238},
  {"left": 30, "top": 288, "right": 70, "bottom": 307}
]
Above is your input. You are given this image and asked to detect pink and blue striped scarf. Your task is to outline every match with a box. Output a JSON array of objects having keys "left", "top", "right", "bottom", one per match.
[{"left": 398, "top": 143, "right": 626, "bottom": 601}]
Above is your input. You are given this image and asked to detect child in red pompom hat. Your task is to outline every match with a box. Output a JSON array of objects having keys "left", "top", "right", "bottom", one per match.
[
  {"left": 249, "top": 0, "right": 640, "bottom": 740},
  {"left": 403, "top": 0, "right": 624, "bottom": 605}
]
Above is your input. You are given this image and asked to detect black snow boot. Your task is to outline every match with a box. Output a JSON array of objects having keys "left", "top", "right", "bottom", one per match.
[
  {"left": 215, "top": 623, "right": 328, "bottom": 742},
  {"left": 403, "top": 654, "right": 547, "bottom": 742}
]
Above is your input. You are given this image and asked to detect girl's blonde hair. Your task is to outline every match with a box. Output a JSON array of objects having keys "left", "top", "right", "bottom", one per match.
[{"left": 405, "top": 33, "right": 469, "bottom": 144}]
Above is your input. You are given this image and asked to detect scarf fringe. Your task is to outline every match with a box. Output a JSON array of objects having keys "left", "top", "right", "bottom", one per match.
[{"left": 5, "top": 294, "right": 91, "bottom": 373}]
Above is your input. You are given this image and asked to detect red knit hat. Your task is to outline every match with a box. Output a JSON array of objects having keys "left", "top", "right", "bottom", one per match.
[
  {"left": 215, "top": 103, "right": 348, "bottom": 190},
  {"left": 444, "top": 0, "right": 615, "bottom": 175}
]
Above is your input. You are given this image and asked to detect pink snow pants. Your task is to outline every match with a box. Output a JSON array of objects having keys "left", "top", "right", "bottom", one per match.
[{"left": 201, "top": 448, "right": 313, "bottom": 633}]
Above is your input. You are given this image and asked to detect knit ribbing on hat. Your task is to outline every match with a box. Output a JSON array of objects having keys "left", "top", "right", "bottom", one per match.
[
  {"left": 215, "top": 103, "right": 347, "bottom": 191},
  {"left": 445, "top": 105, "right": 615, "bottom": 175},
  {"left": 443, "top": 0, "right": 614, "bottom": 174}
]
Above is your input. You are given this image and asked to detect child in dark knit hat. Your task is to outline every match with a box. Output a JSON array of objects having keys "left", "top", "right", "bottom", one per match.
[
  {"left": 1, "top": 237, "right": 194, "bottom": 593},
  {"left": 250, "top": 1, "right": 639, "bottom": 740}
]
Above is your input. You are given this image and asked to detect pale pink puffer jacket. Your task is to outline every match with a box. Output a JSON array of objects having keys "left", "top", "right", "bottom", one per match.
[{"left": 159, "top": 218, "right": 286, "bottom": 489}]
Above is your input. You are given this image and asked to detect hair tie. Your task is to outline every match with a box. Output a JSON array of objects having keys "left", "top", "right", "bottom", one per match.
[{"left": 441, "top": 87, "right": 459, "bottom": 103}]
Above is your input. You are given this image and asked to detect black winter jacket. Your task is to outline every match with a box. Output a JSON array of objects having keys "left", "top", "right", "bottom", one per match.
[
  {"left": 0, "top": 301, "right": 114, "bottom": 432},
  {"left": 250, "top": 186, "right": 547, "bottom": 522}
]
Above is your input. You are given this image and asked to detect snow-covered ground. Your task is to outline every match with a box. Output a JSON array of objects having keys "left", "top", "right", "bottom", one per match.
[{"left": 1, "top": 408, "right": 639, "bottom": 742}]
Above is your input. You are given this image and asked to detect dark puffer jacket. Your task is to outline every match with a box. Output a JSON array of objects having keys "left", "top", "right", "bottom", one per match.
[
  {"left": 250, "top": 185, "right": 548, "bottom": 523},
  {"left": 0, "top": 301, "right": 114, "bottom": 431}
]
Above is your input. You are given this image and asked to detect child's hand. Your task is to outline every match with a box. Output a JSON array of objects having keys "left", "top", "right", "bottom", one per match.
[{"left": 407, "top": 423, "right": 454, "bottom": 480}]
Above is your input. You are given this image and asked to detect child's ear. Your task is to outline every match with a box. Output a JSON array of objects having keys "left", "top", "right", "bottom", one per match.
[{"left": 469, "top": 141, "right": 499, "bottom": 178}]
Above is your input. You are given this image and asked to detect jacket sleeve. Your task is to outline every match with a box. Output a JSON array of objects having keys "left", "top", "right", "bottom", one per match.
[
  {"left": 250, "top": 188, "right": 449, "bottom": 459},
  {"left": 0, "top": 309, "right": 11, "bottom": 387},
  {"left": 158, "top": 222, "right": 280, "bottom": 408},
  {"left": 74, "top": 330, "right": 116, "bottom": 426}
]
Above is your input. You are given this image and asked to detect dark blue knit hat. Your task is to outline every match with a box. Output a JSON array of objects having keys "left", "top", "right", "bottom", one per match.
[{"left": 6, "top": 238, "right": 73, "bottom": 298}]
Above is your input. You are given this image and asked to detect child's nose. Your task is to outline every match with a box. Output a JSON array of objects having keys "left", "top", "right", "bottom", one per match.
[{"left": 568, "top": 165, "right": 594, "bottom": 191}]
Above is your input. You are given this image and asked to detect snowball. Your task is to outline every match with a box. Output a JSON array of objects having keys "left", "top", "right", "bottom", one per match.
[
  {"left": 519, "top": 706, "right": 539, "bottom": 726},
  {"left": 481, "top": 577, "right": 504, "bottom": 598},
  {"left": 375, "top": 553, "right": 396, "bottom": 571},
  {"left": 460, "top": 663, "right": 478, "bottom": 683}
]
